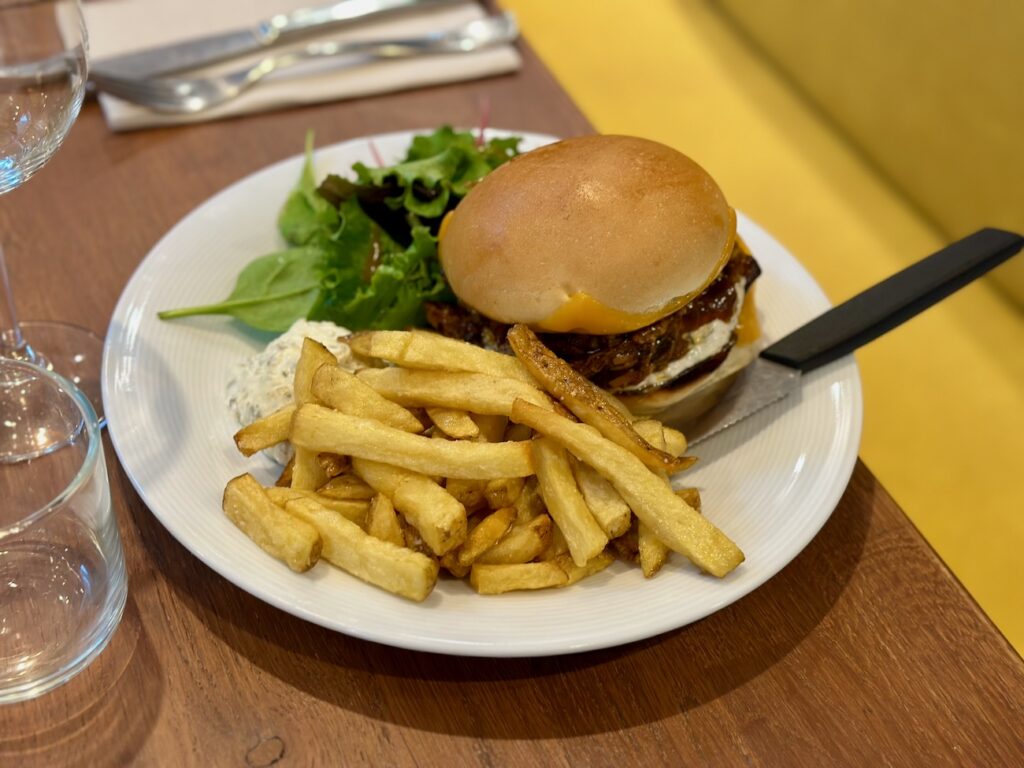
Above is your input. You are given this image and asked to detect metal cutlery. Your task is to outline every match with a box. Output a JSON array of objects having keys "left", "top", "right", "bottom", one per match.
[
  {"left": 90, "top": 12, "right": 518, "bottom": 114},
  {"left": 89, "top": 0, "right": 462, "bottom": 80}
]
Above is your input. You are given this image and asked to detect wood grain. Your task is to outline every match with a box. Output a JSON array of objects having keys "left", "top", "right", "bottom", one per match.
[{"left": 1, "top": 38, "right": 1021, "bottom": 768}]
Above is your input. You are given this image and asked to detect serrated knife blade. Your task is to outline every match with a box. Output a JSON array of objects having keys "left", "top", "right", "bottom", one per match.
[{"left": 686, "top": 358, "right": 799, "bottom": 446}]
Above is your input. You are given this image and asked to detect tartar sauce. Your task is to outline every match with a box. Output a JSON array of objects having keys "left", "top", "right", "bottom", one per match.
[{"left": 226, "top": 319, "right": 360, "bottom": 464}]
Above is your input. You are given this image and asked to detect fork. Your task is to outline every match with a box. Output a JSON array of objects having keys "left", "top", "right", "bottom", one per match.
[{"left": 89, "top": 12, "right": 518, "bottom": 114}]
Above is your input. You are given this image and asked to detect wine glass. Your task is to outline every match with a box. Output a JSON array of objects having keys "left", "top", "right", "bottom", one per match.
[{"left": 0, "top": 0, "right": 104, "bottom": 444}]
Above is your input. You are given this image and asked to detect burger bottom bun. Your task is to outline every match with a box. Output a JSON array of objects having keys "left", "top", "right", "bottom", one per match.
[{"left": 617, "top": 342, "right": 761, "bottom": 429}]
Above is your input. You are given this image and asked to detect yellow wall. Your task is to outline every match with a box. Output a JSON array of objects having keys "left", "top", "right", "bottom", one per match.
[
  {"left": 717, "top": 0, "right": 1024, "bottom": 307},
  {"left": 502, "top": 0, "right": 1024, "bottom": 650}
]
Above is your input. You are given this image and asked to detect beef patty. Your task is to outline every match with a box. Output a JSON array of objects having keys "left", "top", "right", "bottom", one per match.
[{"left": 426, "top": 245, "right": 760, "bottom": 392}]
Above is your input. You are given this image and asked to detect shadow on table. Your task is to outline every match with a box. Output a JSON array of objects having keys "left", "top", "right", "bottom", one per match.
[
  {"left": 127, "top": 463, "right": 873, "bottom": 740},
  {"left": 0, "top": 597, "right": 164, "bottom": 766}
]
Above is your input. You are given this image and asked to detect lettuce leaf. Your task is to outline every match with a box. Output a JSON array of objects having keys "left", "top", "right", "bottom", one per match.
[
  {"left": 315, "top": 222, "right": 453, "bottom": 329},
  {"left": 347, "top": 126, "right": 520, "bottom": 220},
  {"left": 158, "top": 126, "right": 519, "bottom": 334}
]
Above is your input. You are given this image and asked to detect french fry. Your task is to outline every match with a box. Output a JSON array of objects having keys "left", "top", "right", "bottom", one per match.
[
  {"left": 224, "top": 318, "right": 730, "bottom": 599},
  {"left": 484, "top": 477, "right": 525, "bottom": 510},
  {"left": 347, "top": 330, "right": 535, "bottom": 384},
  {"left": 632, "top": 420, "right": 673, "bottom": 577},
  {"left": 398, "top": 516, "right": 433, "bottom": 556},
  {"left": 513, "top": 477, "right": 546, "bottom": 522},
  {"left": 316, "top": 452, "right": 350, "bottom": 478},
  {"left": 469, "top": 561, "right": 569, "bottom": 594},
  {"left": 539, "top": 522, "right": 570, "bottom": 561},
  {"left": 352, "top": 457, "right": 468, "bottom": 556},
  {"left": 511, "top": 398, "right": 743, "bottom": 577},
  {"left": 292, "top": 404, "right": 534, "bottom": 480},
  {"left": 356, "top": 368, "right": 554, "bottom": 417},
  {"left": 476, "top": 514, "right": 552, "bottom": 565},
  {"left": 504, "top": 422, "right": 534, "bottom": 442},
  {"left": 633, "top": 419, "right": 695, "bottom": 470},
  {"left": 317, "top": 473, "right": 375, "bottom": 501},
  {"left": 294, "top": 338, "right": 338, "bottom": 405},
  {"left": 569, "top": 456, "right": 632, "bottom": 539},
  {"left": 312, "top": 364, "right": 424, "bottom": 433},
  {"left": 445, "top": 478, "right": 487, "bottom": 512},
  {"left": 425, "top": 406, "right": 480, "bottom": 439},
  {"left": 632, "top": 418, "right": 664, "bottom": 444},
  {"left": 222, "top": 474, "right": 321, "bottom": 572},
  {"left": 292, "top": 338, "right": 337, "bottom": 490},
  {"left": 676, "top": 487, "right": 702, "bottom": 512},
  {"left": 439, "top": 550, "right": 470, "bottom": 579},
  {"left": 531, "top": 437, "right": 608, "bottom": 567},
  {"left": 275, "top": 455, "right": 295, "bottom": 487},
  {"left": 609, "top": 520, "right": 640, "bottom": 564},
  {"left": 265, "top": 487, "right": 369, "bottom": 526},
  {"left": 472, "top": 413, "right": 508, "bottom": 444},
  {"left": 457, "top": 506, "right": 517, "bottom": 568},
  {"left": 555, "top": 551, "right": 616, "bottom": 586},
  {"left": 233, "top": 404, "right": 295, "bottom": 456},
  {"left": 662, "top": 426, "right": 688, "bottom": 458},
  {"left": 507, "top": 324, "right": 694, "bottom": 474},
  {"left": 638, "top": 522, "right": 670, "bottom": 578},
  {"left": 283, "top": 496, "right": 438, "bottom": 602},
  {"left": 636, "top": 417, "right": 668, "bottom": 455},
  {"left": 291, "top": 447, "right": 328, "bottom": 491},
  {"left": 365, "top": 493, "right": 404, "bottom": 547}
]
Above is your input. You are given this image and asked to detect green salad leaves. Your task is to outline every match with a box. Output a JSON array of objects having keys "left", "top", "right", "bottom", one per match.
[{"left": 158, "top": 127, "right": 521, "bottom": 333}]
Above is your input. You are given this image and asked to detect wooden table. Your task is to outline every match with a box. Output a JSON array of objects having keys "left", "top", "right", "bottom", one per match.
[{"left": 3, "top": 39, "right": 1022, "bottom": 768}]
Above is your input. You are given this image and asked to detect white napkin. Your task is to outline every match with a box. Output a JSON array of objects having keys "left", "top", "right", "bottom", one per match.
[{"left": 76, "top": 0, "right": 521, "bottom": 131}]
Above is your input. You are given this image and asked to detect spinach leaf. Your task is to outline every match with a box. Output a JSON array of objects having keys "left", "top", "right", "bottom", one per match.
[
  {"left": 157, "top": 247, "right": 323, "bottom": 332},
  {"left": 278, "top": 132, "right": 339, "bottom": 246}
]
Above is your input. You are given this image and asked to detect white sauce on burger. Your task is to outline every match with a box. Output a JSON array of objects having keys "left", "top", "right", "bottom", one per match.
[{"left": 617, "top": 284, "right": 746, "bottom": 394}]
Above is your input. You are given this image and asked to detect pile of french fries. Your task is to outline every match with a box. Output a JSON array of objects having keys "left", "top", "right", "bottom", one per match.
[{"left": 225, "top": 326, "right": 744, "bottom": 601}]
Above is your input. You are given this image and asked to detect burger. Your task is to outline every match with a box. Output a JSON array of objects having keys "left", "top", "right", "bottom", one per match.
[{"left": 424, "top": 134, "right": 762, "bottom": 425}]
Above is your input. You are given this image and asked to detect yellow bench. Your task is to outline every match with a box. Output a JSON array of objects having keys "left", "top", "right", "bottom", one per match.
[{"left": 504, "top": 0, "right": 1024, "bottom": 651}]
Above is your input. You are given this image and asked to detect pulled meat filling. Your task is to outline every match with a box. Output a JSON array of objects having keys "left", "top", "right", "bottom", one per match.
[{"left": 426, "top": 246, "right": 760, "bottom": 392}]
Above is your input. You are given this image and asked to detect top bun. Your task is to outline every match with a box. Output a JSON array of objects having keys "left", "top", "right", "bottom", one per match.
[{"left": 439, "top": 134, "right": 736, "bottom": 334}]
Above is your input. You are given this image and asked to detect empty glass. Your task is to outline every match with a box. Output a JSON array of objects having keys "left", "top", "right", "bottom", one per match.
[{"left": 0, "top": 358, "right": 126, "bottom": 704}]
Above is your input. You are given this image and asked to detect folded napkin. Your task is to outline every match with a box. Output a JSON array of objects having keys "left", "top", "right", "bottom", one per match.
[{"left": 76, "top": 0, "right": 521, "bottom": 131}]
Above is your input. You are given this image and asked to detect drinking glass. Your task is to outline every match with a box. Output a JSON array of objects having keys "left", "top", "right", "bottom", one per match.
[
  {"left": 0, "top": 358, "right": 126, "bottom": 704},
  {"left": 0, "top": 0, "right": 105, "bottom": 427}
]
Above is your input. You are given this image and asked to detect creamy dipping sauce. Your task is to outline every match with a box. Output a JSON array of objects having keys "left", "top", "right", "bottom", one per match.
[{"left": 226, "top": 319, "right": 360, "bottom": 464}]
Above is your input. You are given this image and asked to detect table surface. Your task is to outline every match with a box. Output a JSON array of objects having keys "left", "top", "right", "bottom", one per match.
[{"left": 3, "top": 38, "right": 1022, "bottom": 768}]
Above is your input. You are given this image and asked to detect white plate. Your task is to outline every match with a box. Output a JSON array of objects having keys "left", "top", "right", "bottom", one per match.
[{"left": 103, "top": 129, "right": 862, "bottom": 657}]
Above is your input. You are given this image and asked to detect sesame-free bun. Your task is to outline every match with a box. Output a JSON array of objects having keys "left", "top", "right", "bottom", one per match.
[{"left": 438, "top": 134, "right": 736, "bottom": 334}]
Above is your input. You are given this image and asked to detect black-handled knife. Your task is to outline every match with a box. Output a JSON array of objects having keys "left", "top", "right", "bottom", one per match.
[{"left": 686, "top": 227, "right": 1024, "bottom": 445}]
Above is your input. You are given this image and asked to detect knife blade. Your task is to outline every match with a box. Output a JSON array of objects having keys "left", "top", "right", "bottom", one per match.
[
  {"left": 686, "top": 227, "right": 1024, "bottom": 446},
  {"left": 89, "top": 0, "right": 459, "bottom": 80}
]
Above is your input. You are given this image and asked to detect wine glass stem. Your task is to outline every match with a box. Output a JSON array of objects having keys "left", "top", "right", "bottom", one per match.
[{"left": 0, "top": 244, "right": 32, "bottom": 361}]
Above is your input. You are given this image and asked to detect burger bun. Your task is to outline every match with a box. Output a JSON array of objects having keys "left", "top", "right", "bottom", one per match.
[{"left": 439, "top": 134, "right": 736, "bottom": 334}]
